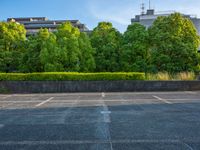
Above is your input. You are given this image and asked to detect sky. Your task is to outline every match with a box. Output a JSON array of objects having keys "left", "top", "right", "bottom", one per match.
[{"left": 1, "top": 0, "right": 200, "bottom": 32}]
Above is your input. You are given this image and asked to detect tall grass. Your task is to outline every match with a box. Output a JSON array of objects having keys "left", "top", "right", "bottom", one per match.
[
  {"left": 146, "top": 72, "right": 171, "bottom": 80},
  {"left": 175, "top": 72, "right": 196, "bottom": 80},
  {"left": 146, "top": 72, "right": 196, "bottom": 81}
]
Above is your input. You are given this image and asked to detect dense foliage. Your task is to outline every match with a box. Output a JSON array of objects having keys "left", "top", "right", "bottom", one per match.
[
  {"left": 121, "top": 23, "right": 149, "bottom": 72},
  {"left": 20, "top": 23, "right": 95, "bottom": 72},
  {"left": 90, "top": 22, "right": 122, "bottom": 72},
  {"left": 0, "top": 13, "right": 200, "bottom": 74},
  {"left": 0, "top": 72, "right": 145, "bottom": 81},
  {"left": 0, "top": 21, "right": 26, "bottom": 72},
  {"left": 149, "top": 13, "right": 200, "bottom": 73}
]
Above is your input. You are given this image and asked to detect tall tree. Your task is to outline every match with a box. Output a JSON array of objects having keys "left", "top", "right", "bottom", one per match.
[
  {"left": 121, "top": 23, "right": 149, "bottom": 72},
  {"left": 148, "top": 13, "right": 200, "bottom": 73},
  {"left": 78, "top": 32, "right": 96, "bottom": 72},
  {"left": 21, "top": 29, "right": 55, "bottom": 72},
  {"left": 90, "top": 22, "right": 122, "bottom": 72},
  {"left": 20, "top": 34, "right": 43, "bottom": 72},
  {"left": 0, "top": 21, "right": 26, "bottom": 72},
  {"left": 56, "top": 22, "right": 81, "bottom": 72},
  {"left": 21, "top": 22, "right": 96, "bottom": 73},
  {"left": 39, "top": 29, "right": 65, "bottom": 72}
]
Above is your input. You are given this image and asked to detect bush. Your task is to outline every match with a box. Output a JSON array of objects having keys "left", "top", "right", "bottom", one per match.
[
  {"left": 0, "top": 72, "right": 145, "bottom": 81},
  {"left": 0, "top": 73, "right": 27, "bottom": 81}
]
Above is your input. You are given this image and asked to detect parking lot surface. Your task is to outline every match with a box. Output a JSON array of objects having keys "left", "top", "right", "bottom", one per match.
[{"left": 0, "top": 91, "right": 200, "bottom": 150}]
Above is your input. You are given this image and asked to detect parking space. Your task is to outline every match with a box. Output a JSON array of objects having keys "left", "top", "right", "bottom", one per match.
[{"left": 0, "top": 92, "right": 200, "bottom": 149}]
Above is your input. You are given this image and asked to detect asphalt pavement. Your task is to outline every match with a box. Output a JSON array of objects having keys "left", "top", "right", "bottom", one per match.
[{"left": 0, "top": 91, "right": 200, "bottom": 150}]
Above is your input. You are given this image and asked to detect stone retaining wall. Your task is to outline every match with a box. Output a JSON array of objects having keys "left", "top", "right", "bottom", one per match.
[{"left": 0, "top": 81, "right": 200, "bottom": 93}]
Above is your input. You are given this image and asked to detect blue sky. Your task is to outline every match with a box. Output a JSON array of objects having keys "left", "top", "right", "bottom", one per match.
[{"left": 1, "top": 0, "right": 200, "bottom": 32}]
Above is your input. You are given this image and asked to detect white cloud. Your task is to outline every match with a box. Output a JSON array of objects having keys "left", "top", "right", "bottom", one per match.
[
  {"left": 154, "top": 0, "right": 200, "bottom": 17},
  {"left": 88, "top": 0, "right": 137, "bottom": 26},
  {"left": 87, "top": 0, "right": 200, "bottom": 32},
  {"left": 177, "top": 6, "right": 200, "bottom": 17}
]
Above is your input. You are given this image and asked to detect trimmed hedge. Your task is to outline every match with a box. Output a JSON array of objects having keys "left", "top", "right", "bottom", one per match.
[{"left": 0, "top": 72, "right": 145, "bottom": 81}]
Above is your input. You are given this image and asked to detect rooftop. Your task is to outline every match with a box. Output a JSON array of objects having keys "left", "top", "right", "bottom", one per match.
[
  {"left": 132, "top": 9, "right": 198, "bottom": 22},
  {"left": 7, "top": 17, "right": 89, "bottom": 34}
]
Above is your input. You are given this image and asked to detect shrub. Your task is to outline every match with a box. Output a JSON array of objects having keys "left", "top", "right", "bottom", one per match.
[
  {"left": 0, "top": 72, "right": 145, "bottom": 81},
  {"left": 0, "top": 73, "right": 27, "bottom": 81}
]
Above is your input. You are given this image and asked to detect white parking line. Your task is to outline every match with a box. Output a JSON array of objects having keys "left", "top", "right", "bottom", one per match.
[
  {"left": 183, "top": 142, "right": 194, "bottom": 150},
  {"left": 102, "top": 92, "right": 105, "bottom": 98},
  {"left": 35, "top": 97, "right": 54, "bottom": 107},
  {"left": 51, "top": 99, "right": 200, "bottom": 102},
  {"left": 1, "top": 95, "right": 12, "bottom": 99},
  {"left": 0, "top": 139, "right": 186, "bottom": 145},
  {"left": 0, "top": 101, "right": 43, "bottom": 103},
  {"left": 184, "top": 91, "right": 197, "bottom": 94},
  {"left": 0, "top": 98, "right": 197, "bottom": 104},
  {"left": 100, "top": 92, "right": 111, "bottom": 123},
  {"left": 100, "top": 92, "right": 113, "bottom": 149},
  {"left": 0, "top": 98, "right": 198, "bottom": 107},
  {"left": 101, "top": 104, "right": 111, "bottom": 123},
  {"left": 153, "top": 96, "right": 172, "bottom": 104}
]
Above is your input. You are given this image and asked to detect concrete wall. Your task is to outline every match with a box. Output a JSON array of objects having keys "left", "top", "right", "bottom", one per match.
[
  {"left": 191, "top": 18, "right": 200, "bottom": 35},
  {"left": 0, "top": 81, "right": 200, "bottom": 93},
  {"left": 131, "top": 13, "right": 200, "bottom": 35}
]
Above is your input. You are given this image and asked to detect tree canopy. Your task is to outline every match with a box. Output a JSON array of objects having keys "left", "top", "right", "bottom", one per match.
[
  {"left": 21, "top": 22, "right": 96, "bottom": 72},
  {"left": 90, "top": 22, "right": 122, "bottom": 72},
  {"left": 0, "top": 21, "right": 26, "bottom": 72},
  {"left": 78, "top": 32, "right": 96, "bottom": 72},
  {"left": 0, "top": 14, "right": 199, "bottom": 74},
  {"left": 121, "top": 23, "right": 149, "bottom": 72},
  {"left": 148, "top": 13, "right": 200, "bottom": 73},
  {"left": 20, "top": 29, "right": 46, "bottom": 72}
]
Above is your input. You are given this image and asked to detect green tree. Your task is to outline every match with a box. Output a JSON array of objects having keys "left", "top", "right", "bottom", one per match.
[
  {"left": 56, "top": 22, "right": 81, "bottom": 72},
  {"left": 40, "top": 26, "right": 96, "bottom": 72},
  {"left": 22, "top": 22, "right": 96, "bottom": 73},
  {"left": 78, "top": 32, "right": 96, "bottom": 72},
  {"left": 121, "top": 23, "right": 149, "bottom": 72},
  {"left": 90, "top": 22, "right": 122, "bottom": 72},
  {"left": 0, "top": 21, "right": 26, "bottom": 72},
  {"left": 148, "top": 13, "right": 200, "bottom": 73},
  {"left": 39, "top": 29, "right": 65, "bottom": 72},
  {"left": 20, "top": 29, "right": 53, "bottom": 72},
  {"left": 20, "top": 35, "right": 43, "bottom": 72}
]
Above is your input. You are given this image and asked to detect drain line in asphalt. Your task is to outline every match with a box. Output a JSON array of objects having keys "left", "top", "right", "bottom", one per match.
[
  {"left": 2, "top": 95, "right": 12, "bottom": 99},
  {"left": 100, "top": 92, "right": 113, "bottom": 150}
]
